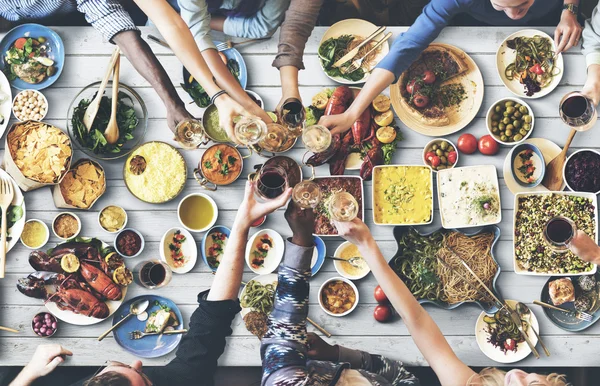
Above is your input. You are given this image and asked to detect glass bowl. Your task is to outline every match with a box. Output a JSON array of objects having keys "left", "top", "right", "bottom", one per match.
[{"left": 66, "top": 81, "right": 148, "bottom": 160}]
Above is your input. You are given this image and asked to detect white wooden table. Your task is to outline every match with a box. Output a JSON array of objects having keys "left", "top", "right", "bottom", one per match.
[{"left": 0, "top": 26, "right": 598, "bottom": 368}]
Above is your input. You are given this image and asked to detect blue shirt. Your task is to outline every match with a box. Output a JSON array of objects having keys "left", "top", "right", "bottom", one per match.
[{"left": 376, "top": 0, "right": 563, "bottom": 80}]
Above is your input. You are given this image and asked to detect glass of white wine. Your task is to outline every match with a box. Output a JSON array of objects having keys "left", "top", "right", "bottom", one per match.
[
  {"left": 259, "top": 122, "right": 289, "bottom": 153},
  {"left": 302, "top": 125, "right": 332, "bottom": 153},
  {"left": 234, "top": 116, "right": 267, "bottom": 146},
  {"left": 292, "top": 180, "right": 322, "bottom": 209},
  {"left": 328, "top": 191, "right": 359, "bottom": 222},
  {"left": 174, "top": 119, "right": 207, "bottom": 149}
]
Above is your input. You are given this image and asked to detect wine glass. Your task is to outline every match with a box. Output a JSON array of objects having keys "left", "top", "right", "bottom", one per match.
[
  {"left": 259, "top": 123, "right": 289, "bottom": 153},
  {"left": 559, "top": 92, "right": 597, "bottom": 132},
  {"left": 328, "top": 191, "right": 359, "bottom": 222},
  {"left": 234, "top": 116, "right": 267, "bottom": 146},
  {"left": 292, "top": 180, "right": 322, "bottom": 209},
  {"left": 280, "top": 98, "right": 306, "bottom": 138},
  {"left": 302, "top": 125, "right": 332, "bottom": 153},
  {"left": 133, "top": 260, "right": 172, "bottom": 289},
  {"left": 543, "top": 216, "right": 576, "bottom": 253},
  {"left": 175, "top": 119, "right": 206, "bottom": 149},
  {"left": 255, "top": 165, "right": 289, "bottom": 201}
]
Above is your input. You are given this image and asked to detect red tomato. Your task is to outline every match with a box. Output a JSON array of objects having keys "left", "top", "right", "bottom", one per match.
[
  {"left": 424, "top": 151, "right": 436, "bottom": 163},
  {"left": 457, "top": 133, "right": 478, "bottom": 154},
  {"left": 413, "top": 93, "right": 429, "bottom": 108},
  {"left": 447, "top": 151, "right": 457, "bottom": 165},
  {"left": 422, "top": 70, "right": 436, "bottom": 84},
  {"left": 529, "top": 63, "right": 544, "bottom": 75},
  {"left": 478, "top": 135, "right": 500, "bottom": 155},
  {"left": 374, "top": 304, "right": 393, "bottom": 323},
  {"left": 14, "top": 38, "right": 27, "bottom": 50},
  {"left": 406, "top": 79, "right": 422, "bottom": 94},
  {"left": 430, "top": 155, "right": 441, "bottom": 167},
  {"left": 374, "top": 285, "right": 388, "bottom": 304}
]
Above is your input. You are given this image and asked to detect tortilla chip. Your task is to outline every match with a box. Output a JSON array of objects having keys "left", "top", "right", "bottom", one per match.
[{"left": 58, "top": 160, "right": 106, "bottom": 209}]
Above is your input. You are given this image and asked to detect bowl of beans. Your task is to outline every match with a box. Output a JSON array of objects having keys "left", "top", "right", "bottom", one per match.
[
  {"left": 486, "top": 98, "right": 534, "bottom": 146},
  {"left": 32, "top": 312, "right": 58, "bottom": 338},
  {"left": 423, "top": 138, "right": 458, "bottom": 172},
  {"left": 114, "top": 228, "right": 145, "bottom": 258},
  {"left": 12, "top": 89, "right": 48, "bottom": 122}
]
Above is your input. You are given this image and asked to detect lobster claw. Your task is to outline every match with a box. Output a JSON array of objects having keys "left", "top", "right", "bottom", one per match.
[
  {"left": 29, "top": 250, "right": 63, "bottom": 273},
  {"left": 17, "top": 271, "right": 61, "bottom": 299}
]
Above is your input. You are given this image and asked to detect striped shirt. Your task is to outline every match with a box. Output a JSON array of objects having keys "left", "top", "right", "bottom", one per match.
[{"left": 0, "top": 0, "right": 138, "bottom": 42}]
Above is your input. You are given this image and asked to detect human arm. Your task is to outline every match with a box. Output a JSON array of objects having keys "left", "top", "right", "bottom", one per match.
[
  {"left": 554, "top": 0, "right": 582, "bottom": 54},
  {"left": 318, "top": 0, "right": 467, "bottom": 135},
  {"left": 9, "top": 345, "right": 72, "bottom": 386},
  {"left": 581, "top": 6, "right": 600, "bottom": 104},
  {"left": 333, "top": 219, "right": 476, "bottom": 386},
  {"left": 568, "top": 229, "right": 600, "bottom": 265},
  {"left": 222, "top": 0, "right": 291, "bottom": 39}
]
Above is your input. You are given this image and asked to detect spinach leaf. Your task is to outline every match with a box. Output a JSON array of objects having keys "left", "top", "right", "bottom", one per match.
[{"left": 183, "top": 59, "right": 241, "bottom": 108}]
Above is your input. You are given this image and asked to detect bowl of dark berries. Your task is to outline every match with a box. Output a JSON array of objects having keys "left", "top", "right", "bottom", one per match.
[
  {"left": 32, "top": 312, "right": 58, "bottom": 338},
  {"left": 564, "top": 149, "right": 600, "bottom": 195}
]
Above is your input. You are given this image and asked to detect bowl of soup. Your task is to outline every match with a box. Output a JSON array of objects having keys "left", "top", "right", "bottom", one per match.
[
  {"left": 177, "top": 193, "right": 218, "bottom": 233},
  {"left": 202, "top": 104, "right": 232, "bottom": 143},
  {"left": 333, "top": 241, "right": 370, "bottom": 280},
  {"left": 194, "top": 143, "right": 243, "bottom": 190}
]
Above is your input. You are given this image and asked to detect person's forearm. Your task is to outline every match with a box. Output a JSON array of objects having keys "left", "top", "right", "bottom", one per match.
[
  {"left": 9, "top": 367, "right": 36, "bottom": 386},
  {"left": 345, "top": 68, "right": 395, "bottom": 121},
  {"left": 280, "top": 66, "right": 300, "bottom": 99},
  {"left": 209, "top": 15, "right": 225, "bottom": 32},
  {"left": 583, "top": 64, "right": 600, "bottom": 105}
]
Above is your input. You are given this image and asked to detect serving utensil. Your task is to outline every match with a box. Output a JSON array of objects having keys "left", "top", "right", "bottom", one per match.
[
  {"left": 0, "top": 325, "right": 18, "bottom": 333},
  {"left": 0, "top": 177, "right": 14, "bottom": 279},
  {"left": 542, "top": 128, "right": 576, "bottom": 190},
  {"left": 332, "top": 26, "right": 386, "bottom": 68},
  {"left": 129, "top": 328, "right": 188, "bottom": 340},
  {"left": 533, "top": 300, "right": 593, "bottom": 322},
  {"left": 516, "top": 302, "right": 550, "bottom": 356},
  {"left": 326, "top": 256, "right": 364, "bottom": 268},
  {"left": 104, "top": 56, "right": 121, "bottom": 145},
  {"left": 342, "top": 32, "right": 392, "bottom": 75},
  {"left": 82, "top": 47, "right": 120, "bottom": 132},
  {"left": 98, "top": 299, "right": 149, "bottom": 341}
]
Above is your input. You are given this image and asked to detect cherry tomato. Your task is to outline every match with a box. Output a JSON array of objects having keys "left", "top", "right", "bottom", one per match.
[
  {"left": 413, "top": 93, "right": 429, "bottom": 108},
  {"left": 478, "top": 134, "right": 500, "bottom": 155},
  {"left": 406, "top": 79, "right": 422, "bottom": 94},
  {"left": 374, "top": 285, "right": 389, "bottom": 304},
  {"left": 422, "top": 70, "right": 436, "bottom": 84},
  {"left": 14, "top": 38, "right": 27, "bottom": 50},
  {"left": 457, "top": 133, "right": 478, "bottom": 154},
  {"left": 430, "top": 155, "right": 441, "bottom": 167},
  {"left": 374, "top": 304, "right": 393, "bottom": 323},
  {"left": 447, "top": 151, "right": 457, "bottom": 165},
  {"left": 424, "top": 151, "right": 436, "bottom": 162},
  {"left": 529, "top": 63, "right": 544, "bottom": 75}
]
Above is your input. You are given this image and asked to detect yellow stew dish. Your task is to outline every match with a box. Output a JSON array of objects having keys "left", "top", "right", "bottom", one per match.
[{"left": 373, "top": 166, "right": 433, "bottom": 225}]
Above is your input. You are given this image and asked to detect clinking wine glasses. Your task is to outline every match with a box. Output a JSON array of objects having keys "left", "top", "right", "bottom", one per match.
[
  {"left": 174, "top": 119, "right": 207, "bottom": 149},
  {"left": 234, "top": 116, "right": 268, "bottom": 146},
  {"left": 292, "top": 179, "right": 322, "bottom": 209},
  {"left": 280, "top": 97, "right": 306, "bottom": 138},
  {"left": 328, "top": 191, "right": 359, "bottom": 222},
  {"left": 254, "top": 165, "right": 289, "bottom": 201},
  {"left": 302, "top": 124, "right": 332, "bottom": 154}
]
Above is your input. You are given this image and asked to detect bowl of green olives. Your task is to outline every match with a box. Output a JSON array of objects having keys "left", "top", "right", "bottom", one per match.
[
  {"left": 486, "top": 98, "right": 534, "bottom": 146},
  {"left": 423, "top": 138, "right": 458, "bottom": 172}
]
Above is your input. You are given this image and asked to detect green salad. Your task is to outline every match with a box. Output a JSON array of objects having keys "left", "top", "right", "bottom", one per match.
[
  {"left": 182, "top": 59, "right": 240, "bottom": 107},
  {"left": 318, "top": 35, "right": 373, "bottom": 82}
]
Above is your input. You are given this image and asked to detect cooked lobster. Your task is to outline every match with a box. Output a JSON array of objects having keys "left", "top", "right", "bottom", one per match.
[
  {"left": 352, "top": 106, "right": 372, "bottom": 144},
  {"left": 360, "top": 138, "right": 384, "bottom": 181},
  {"left": 79, "top": 262, "right": 122, "bottom": 301},
  {"left": 329, "top": 131, "right": 355, "bottom": 176},
  {"left": 325, "top": 86, "right": 353, "bottom": 116}
]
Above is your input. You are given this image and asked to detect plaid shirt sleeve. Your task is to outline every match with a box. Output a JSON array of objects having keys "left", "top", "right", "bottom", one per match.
[{"left": 76, "top": 0, "right": 138, "bottom": 43}]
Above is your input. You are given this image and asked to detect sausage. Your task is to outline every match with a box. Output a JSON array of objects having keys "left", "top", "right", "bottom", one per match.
[
  {"left": 352, "top": 107, "right": 372, "bottom": 144},
  {"left": 325, "top": 86, "right": 353, "bottom": 116}
]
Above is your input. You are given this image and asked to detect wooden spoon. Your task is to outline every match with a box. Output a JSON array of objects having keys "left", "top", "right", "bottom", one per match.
[
  {"left": 104, "top": 56, "right": 121, "bottom": 145},
  {"left": 82, "top": 48, "right": 120, "bottom": 132},
  {"left": 542, "top": 128, "right": 577, "bottom": 191}
]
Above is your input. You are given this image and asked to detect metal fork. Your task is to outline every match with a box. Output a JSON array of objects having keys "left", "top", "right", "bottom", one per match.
[
  {"left": 215, "top": 37, "right": 271, "bottom": 51},
  {"left": 341, "top": 32, "right": 392, "bottom": 75},
  {"left": 129, "top": 329, "right": 188, "bottom": 340},
  {"left": 533, "top": 300, "right": 593, "bottom": 322},
  {"left": 0, "top": 178, "right": 14, "bottom": 279}
]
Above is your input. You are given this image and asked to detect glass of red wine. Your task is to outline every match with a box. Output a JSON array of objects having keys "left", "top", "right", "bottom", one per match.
[
  {"left": 134, "top": 260, "right": 172, "bottom": 289},
  {"left": 543, "top": 216, "right": 576, "bottom": 253},
  {"left": 255, "top": 165, "right": 288, "bottom": 201},
  {"left": 559, "top": 92, "right": 597, "bottom": 132}
]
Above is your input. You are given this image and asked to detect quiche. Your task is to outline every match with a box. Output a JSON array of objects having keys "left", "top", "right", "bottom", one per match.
[{"left": 399, "top": 45, "right": 468, "bottom": 126}]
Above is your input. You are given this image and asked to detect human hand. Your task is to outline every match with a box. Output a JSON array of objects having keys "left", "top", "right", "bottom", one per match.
[
  {"left": 318, "top": 113, "right": 354, "bottom": 136},
  {"left": 568, "top": 230, "right": 600, "bottom": 264},
  {"left": 236, "top": 180, "right": 291, "bottom": 229},
  {"left": 214, "top": 94, "right": 254, "bottom": 145},
  {"left": 276, "top": 89, "right": 302, "bottom": 117},
  {"left": 167, "top": 103, "right": 194, "bottom": 133},
  {"left": 581, "top": 64, "right": 600, "bottom": 106},
  {"left": 23, "top": 344, "right": 73, "bottom": 380},
  {"left": 555, "top": 10, "right": 583, "bottom": 54},
  {"left": 306, "top": 332, "right": 339, "bottom": 362},
  {"left": 285, "top": 200, "right": 315, "bottom": 247},
  {"left": 332, "top": 218, "right": 374, "bottom": 248}
]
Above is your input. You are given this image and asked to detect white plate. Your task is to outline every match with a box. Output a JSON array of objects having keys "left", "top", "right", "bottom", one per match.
[
  {"left": 0, "top": 71, "right": 11, "bottom": 137},
  {"left": 503, "top": 138, "right": 565, "bottom": 194},
  {"left": 240, "top": 273, "right": 278, "bottom": 318},
  {"left": 245, "top": 229, "right": 284, "bottom": 274},
  {"left": 513, "top": 191, "right": 598, "bottom": 276},
  {"left": 345, "top": 152, "right": 363, "bottom": 170},
  {"left": 318, "top": 19, "right": 390, "bottom": 85},
  {"left": 333, "top": 241, "right": 370, "bottom": 280},
  {"left": 496, "top": 29, "right": 563, "bottom": 99},
  {"left": 0, "top": 168, "right": 25, "bottom": 252},
  {"left": 159, "top": 227, "right": 197, "bottom": 274},
  {"left": 45, "top": 238, "right": 127, "bottom": 325},
  {"left": 475, "top": 299, "right": 539, "bottom": 364}
]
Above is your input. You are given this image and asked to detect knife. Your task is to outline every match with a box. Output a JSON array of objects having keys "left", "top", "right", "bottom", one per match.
[
  {"left": 332, "top": 26, "right": 386, "bottom": 68},
  {"left": 147, "top": 34, "right": 171, "bottom": 50}
]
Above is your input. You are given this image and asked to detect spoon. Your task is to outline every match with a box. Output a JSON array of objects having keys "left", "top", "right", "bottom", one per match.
[
  {"left": 98, "top": 299, "right": 149, "bottom": 341},
  {"left": 326, "top": 256, "right": 363, "bottom": 268},
  {"left": 82, "top": 47, "right": 120, "bottom": 132},
  {"left": 104, "top": 54, "right": 121, "bottom": 145},
  {"left": 542, "top": 128, "right": 576, "bottom": 190},
  {"left": 516, "top": 302, "right": 550, "bottom": 357}
]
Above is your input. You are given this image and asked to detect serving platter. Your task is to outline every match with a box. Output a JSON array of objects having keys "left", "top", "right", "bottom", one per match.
[
  {"left": 496, "top": 29, "right": 563, "bottom": 99},
  {"left": 312, "top": 175, "right": 364, "bottom": 237},
  {"left": 389, "top": 225, "right": 502, "bottom": 313},
  {"left": 390, "top": 43, "right": 484, "bottom": 137}
]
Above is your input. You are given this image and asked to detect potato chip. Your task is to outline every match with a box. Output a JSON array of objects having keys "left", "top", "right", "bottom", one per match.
[{"left": 59, "top": 160, "right": 106, "bottom": 209}]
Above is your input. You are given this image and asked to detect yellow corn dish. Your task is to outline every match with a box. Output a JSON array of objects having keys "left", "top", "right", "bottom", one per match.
[{"left": 373, "top": 166, "right": 433, "bottom": 225}]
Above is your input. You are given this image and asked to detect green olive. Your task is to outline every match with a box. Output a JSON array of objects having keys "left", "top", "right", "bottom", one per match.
[
  {"left": 523, "top": 115, "right": 532, "bottom": 123},
  {"left": 499, "top": 122, "right": 506, "bottom": 130},
  {"left": 505, "top": 101, "right": 515, "bottom": 107},
  {"left": 432, "top": 144, "right": 439, "bottom": 151},
  {"left": 436, "top": 149, "right": 443, "bottom": 156},
  {"left": 519, "top": 128, "right": 527, "bottom": 136},
  {"left": 500, "top": 135, "right": 508, "bottom": 142},
  {"left": 519, "top": 106, "right": 528, "bottom": 114},
  {"left": 506, "top": 106, "right": 515, "bottom": 114},
  {"left": 514, "top": 111, "right": 522, "bottom": 118},
  {"left": 513, "top": 134, "right": 523, "bottom": 141},
  {"left": 437, "top": 165, "right": 447, "bottom": 170},
  {"left": 38, "top": 37, "right": 47, "bottom": 43},
  {"left": 523, "top": 123, "right": 531, "bottom": 131},
  {"left": 492, "top": 120, "right": 498, "bottom": 127},
  {"left": 505, "top": 129, "right": 513, "bottom": 137},
  {"left": 440, "top": 156, "right": 447, "bottom": 164},
  {"left": 492, "top": 127, "right": 499, "bottom": 134},
  {"left": 506, "top": 124, "right": 514, "bottom": 131},
  {"left": 440, "top": 141, "right": 449, "bottom": 150},
  {"left": 513, "top": 120, "right": 522, "bottom": 129},
  {"left": 492, "top": 113, "right": 501, "bottom": 121},
  {"left": 503, "top": 111, "right": 510, "bottom": 117},
  {"left": 515, "top": 103, "right": 522, "bottom": 109},
  {"left": 503, "top": 117, "right": 511, "bottom": 125},
  {"left": 495, "top": 105, "right": 502, "bottom": 113}
]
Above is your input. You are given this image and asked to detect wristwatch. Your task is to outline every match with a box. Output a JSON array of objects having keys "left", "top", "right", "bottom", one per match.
[{"left": 563, "top": 3, "right": 579, "bottom": 15}]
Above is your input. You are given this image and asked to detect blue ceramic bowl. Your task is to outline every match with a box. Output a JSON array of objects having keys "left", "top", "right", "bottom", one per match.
[
  {"left": 311, "top": 235, "right": 326, "bottom": 276},
  {"left": 201, "top": 225, "right": 231, "bottom": 271},
  {"left": 510, "top": 143, "right": 545, "bottom": 188},
  {"left": 0, "top": 24, "right": 65, "bottom": 90}
]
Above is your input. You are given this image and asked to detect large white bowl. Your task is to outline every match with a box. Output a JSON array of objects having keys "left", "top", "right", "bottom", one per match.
[
  {"left": 245, "top": 229, "right": 284, "bottom": 274},
  {"left": 177, "top": 193, "right": 218, "bottom": 233},
  {"left": 318, "top": 277, "right": 359, "bottom": 317},
  {"left": 486, "top": 97, "right": 534, "bottom": 146},
  {"left": 159, "top": 227, "right": 197, "bottom": 274},
  {"left": 333, "top": 241, "right": 370, "bottom": 280}
]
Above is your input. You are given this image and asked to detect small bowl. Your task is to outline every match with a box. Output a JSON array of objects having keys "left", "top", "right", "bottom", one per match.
[
  {"left": 177, "top": 193, "right": 218, "bottom": 233},
  {"left": 114, "top": 228, "right": 145, "bottom": 258},
  {"left": 32, "top": 312, "right": 58, "bottom": 338},
  {"left": 98, "top": 205, "right": 128, "bottom": 234},
  {"left": 159, "top": 227, "right": 197, "bottom": 274},
  {"left": 318, "top": 277, "right": 359, "bottom": 317},
  {"left": 251, "top": 215, "right": 267, "bottom": 228},
  {"left": 20, "top": 219, "right": 49, "bottom": 249},
  {"left": 12, "top": 89, "right": 48, "bottom": 122},
  {"left": 422, "top": 138, "right": 459, "bottom": 172},
  {"left": 333, "top": 241, "right": 370, "bottom": 280},
  {"left": 486, "top": 97, "right": 534, "bottom": 146},
  {"left": 245, "top": 228, "right": 284, "bottom": 274},
  {"left": 510, "top": 143, "right": 545, "bottom": 188},
  {"left": 201, "top": 225, "right": 231, "bottom": 272},
  {"left": 245, "top": 89, "right": 264, "bottom": 109},
  {"left": 563, "top": 149, "right": 600, "bottom": 195},
  {"left": 51, "top": 212, "right": 81, "bottom": 240}
]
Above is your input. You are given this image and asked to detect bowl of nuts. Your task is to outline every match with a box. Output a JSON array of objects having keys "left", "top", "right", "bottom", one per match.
[
  {"left": 12, "top": 89, "right": 48, "bottom": 122},
  {"left": 486, "top": 98, "right": 534, "bottom": 146},
  {"left": 423, "top": 138, "right": 458, "bottom": 172}
]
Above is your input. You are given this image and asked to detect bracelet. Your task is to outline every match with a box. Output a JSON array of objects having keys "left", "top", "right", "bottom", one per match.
[{"left": 210, "top": 90, "right": 228, "bottom": 105}]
